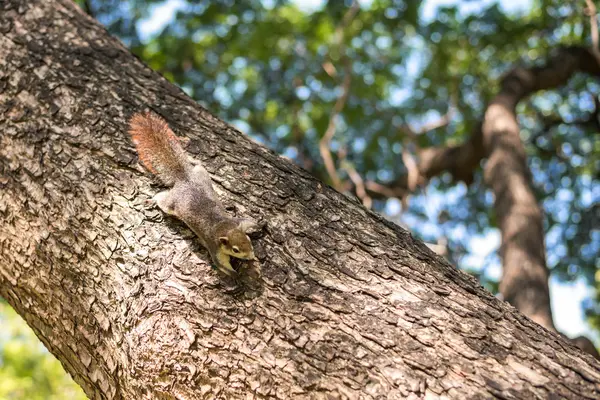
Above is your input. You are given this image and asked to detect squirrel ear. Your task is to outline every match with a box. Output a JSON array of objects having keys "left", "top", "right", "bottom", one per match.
[{"left": 219, "top": 236, "right": 229, "bottom": 246}]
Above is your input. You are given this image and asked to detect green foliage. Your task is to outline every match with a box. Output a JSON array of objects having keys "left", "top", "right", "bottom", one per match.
[{"left": 0, "top": 300, "right": 87, "bottom": 400}]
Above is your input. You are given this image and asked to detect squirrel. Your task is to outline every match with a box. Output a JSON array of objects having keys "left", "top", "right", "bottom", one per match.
[{"left": 128, "top": 111, "right": 257, "bottom": 276}]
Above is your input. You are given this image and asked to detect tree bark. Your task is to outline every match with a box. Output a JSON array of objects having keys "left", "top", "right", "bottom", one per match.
[
  {"left": 368, "top": 46, "right": 600, "bottom": 335},
  {"left": 1, "top": 1, "right": 599, "bottom": 399}
]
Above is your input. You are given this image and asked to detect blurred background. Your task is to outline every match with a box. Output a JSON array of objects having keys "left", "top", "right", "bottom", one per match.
[{"left": 1, "top": 0, "right": 598, "bottom": 397}]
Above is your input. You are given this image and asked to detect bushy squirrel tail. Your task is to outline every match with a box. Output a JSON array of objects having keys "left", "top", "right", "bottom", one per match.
[{"left": 128, "top": 112, "right": 189, "bottom": 186}]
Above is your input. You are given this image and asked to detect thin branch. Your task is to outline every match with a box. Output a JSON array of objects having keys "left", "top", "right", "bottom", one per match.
[
  {"left": 585, "top": 0, "right": 600, "bottom": 62},
  {"left": 341, "top": 159, "right": 372, "bottom": 209},
  {"left": 318, "top": 60, "right": 352, "bottom": 190},
  {"left": 317, "top": 2, "right": 359, "bottom": 191},
  {"left": 413, "top": 105, "right": 455, "bottom": 137},
  {"left": 322, "top": 61, "right": 338, "bottom": 78},
  {"left": 399, "top": 98, "right": 455, "bottom": 140},
  {"left": 401, "top": 149, "right": 419, "bottom": 208},
  {"left": 365, "top": 180, "right": 409, "bottom": 199},
  {"left": 391, "top": 101, "right": 456, "bottom": 204},
  {"left": 334, "top": 0, "right": 360, "bottom": 44},
  {"left": 332, "top": 50, "right": 455, "bottom": 203}
]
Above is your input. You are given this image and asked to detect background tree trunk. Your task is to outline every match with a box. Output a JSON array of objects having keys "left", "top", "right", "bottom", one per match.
[
  {"left": 1, "top": 0, "right": 599, "bottom": 399},
  {"left": 366, "top": 46, "right": 600, "bottom": 344},
  {"left": 481, "top": 48, "right": 600, "bottom": 332}
]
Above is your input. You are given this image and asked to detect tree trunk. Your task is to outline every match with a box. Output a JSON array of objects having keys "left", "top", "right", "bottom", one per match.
[
  {"left": 367, "top": 46, "right": 600, "bottom": 341},
  {"left": 0, "top": 1, "right": 599, "bottom": 399},
  {"left": 483, "top": 50, "right": 600, "bottom": 332}
]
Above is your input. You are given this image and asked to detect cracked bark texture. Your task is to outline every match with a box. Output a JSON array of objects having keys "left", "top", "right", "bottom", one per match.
[{"left": 0, "top": 1, "right": 599, "bottom": 399}]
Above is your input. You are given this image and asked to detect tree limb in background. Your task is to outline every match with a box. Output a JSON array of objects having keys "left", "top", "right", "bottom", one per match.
[
  {"left": 364, "top": 46, "right": 600, "bottom": 357},
  {"left": 318, "top": 59, "right": 352, "bottom": 191},
  {"left": 339, "top": 152, "right": 372, "bottom": 208},
  {"left": 335, "top": 0, "right": 360, "bottom": 42},
  {"left": 369, "top": 46, "right": 599, "bottom": 200},
  {"left": 398, "top": 101, "right": 455, "bottom": 209},
  {"left": 318, "top": 2, "right": 358, "bottom": 191},
  {"left": 363, "top": 101, "right": 456, "bottom": 205},
  {"left": 585, "top": 0, "right": 600, "bottom": 63}
]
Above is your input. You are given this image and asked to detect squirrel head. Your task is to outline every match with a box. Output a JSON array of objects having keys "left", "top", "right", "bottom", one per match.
[{"left": 219, "top": 229, "right": 255, "bottom": 260}]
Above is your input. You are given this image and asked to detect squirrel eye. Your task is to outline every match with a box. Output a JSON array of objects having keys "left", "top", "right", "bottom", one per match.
[{"left": 232, "top": 246, "right": 240, "bottom": 253}]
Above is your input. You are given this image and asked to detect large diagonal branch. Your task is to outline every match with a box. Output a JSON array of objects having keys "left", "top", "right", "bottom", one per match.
[{"left": 3, "top": 2, "right": 600, "bottom": 398}]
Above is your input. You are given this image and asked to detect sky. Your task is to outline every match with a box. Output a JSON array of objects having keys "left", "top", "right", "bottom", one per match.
[{"left": 136, "top": 0, "right": 597, "bottom": 344}]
